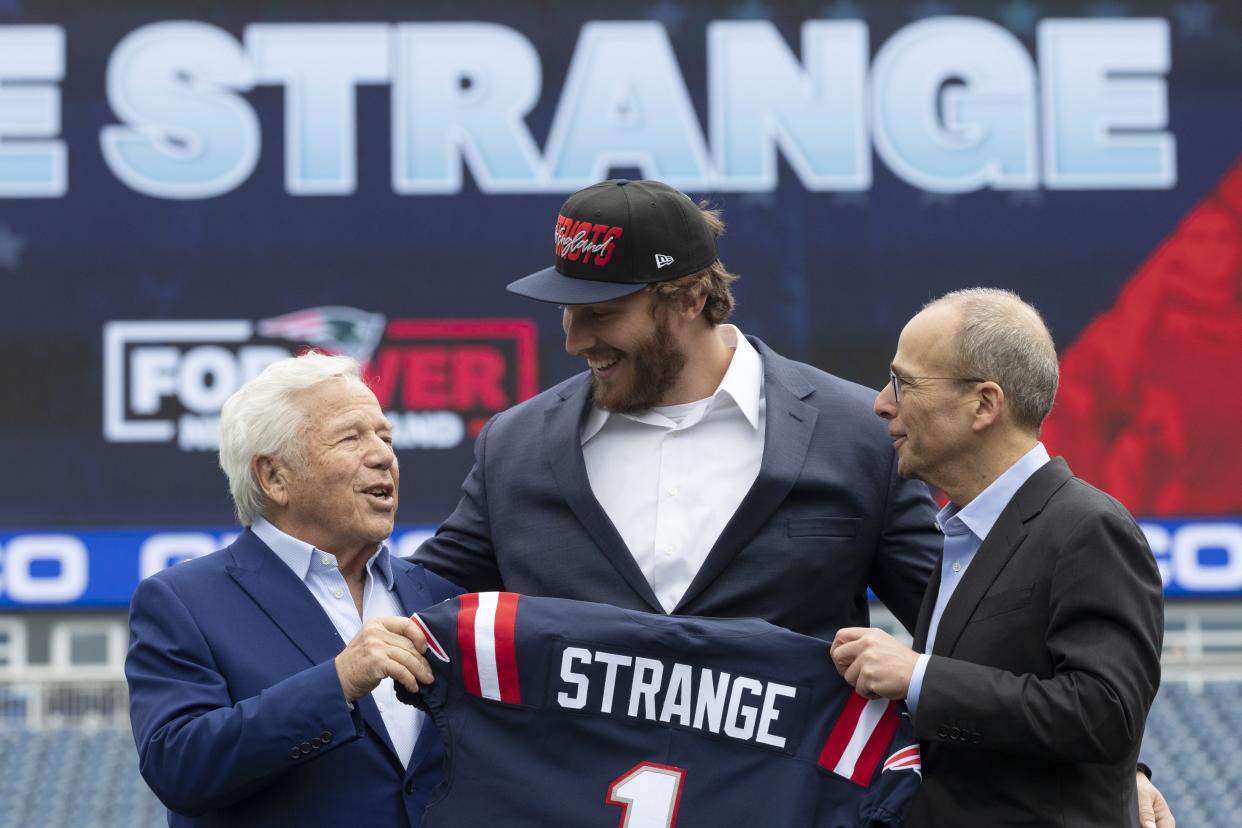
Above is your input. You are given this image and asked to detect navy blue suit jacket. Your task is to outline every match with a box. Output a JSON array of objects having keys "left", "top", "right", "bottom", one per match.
[
  {"left": 415, "top": 337, "right": 939, "bottom": 639},
  {"left": 126, "top": 529, "right": 462, "bottom": 827}
]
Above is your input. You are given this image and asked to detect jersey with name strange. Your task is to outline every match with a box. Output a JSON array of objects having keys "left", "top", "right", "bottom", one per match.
[{"left": 405, "top": 592, "right": 920, "bottom": 827}]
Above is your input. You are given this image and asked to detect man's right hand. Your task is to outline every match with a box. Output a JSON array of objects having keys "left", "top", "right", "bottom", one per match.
[{"left": 335, "top": 617, "right": 434, "bottom": 703}]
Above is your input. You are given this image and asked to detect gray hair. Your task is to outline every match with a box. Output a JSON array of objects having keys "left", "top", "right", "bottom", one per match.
[
  {"left": 926, "top": 288, "right": 1059, "bottom": 432},
  {"left": 218, "top": 351, "right": 365, "bottom": 526}
]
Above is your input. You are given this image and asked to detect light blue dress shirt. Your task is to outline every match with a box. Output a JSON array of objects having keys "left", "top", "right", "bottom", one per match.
[
  {"left": 252, "top": 518, "right": 422, "bottom": 767},
  {"left": 905, "top": 443, "right": 1051, "bottom": 715}
]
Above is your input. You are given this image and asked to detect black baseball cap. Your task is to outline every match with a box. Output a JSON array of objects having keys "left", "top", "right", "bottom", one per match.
[{"left": 506, "top": 179, "right": 719, "bottom": 305}]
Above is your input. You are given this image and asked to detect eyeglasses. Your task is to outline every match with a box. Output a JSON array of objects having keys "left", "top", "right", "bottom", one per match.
[{"left": 888, "top": 369, "right": 986, "bottom": 403}]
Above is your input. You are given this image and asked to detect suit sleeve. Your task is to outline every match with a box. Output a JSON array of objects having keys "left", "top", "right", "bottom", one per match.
[
  {"left": 412, "top": 416, "right": 505, "bottom": 592},
  {"left": 126, "top": 575, "right": 363, "bottom": 817},
  {"left": 869, "top": 454, "right": 940, "bottom": 634},
  {"left": 914, "top": 504, "right": 1163, "bottom": 762}
]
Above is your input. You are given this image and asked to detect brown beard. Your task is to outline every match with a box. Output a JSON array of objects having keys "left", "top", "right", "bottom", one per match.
[{"left": 591, "top": 313, "right": 687, "bottom": 413}]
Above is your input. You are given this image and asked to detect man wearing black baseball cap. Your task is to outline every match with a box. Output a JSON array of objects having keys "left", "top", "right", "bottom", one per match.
[
  {"left": 507, "top": 179, "right": 739, "bottom": 415},
  {"left": 415, "top": 178, "right": 942, "bottom": 643},
  {"left": 412, "top": 179, "right": 1173, "bottom": 828},
  {"left": 506, "top": 178, "right": 720, "bottom": 305}
]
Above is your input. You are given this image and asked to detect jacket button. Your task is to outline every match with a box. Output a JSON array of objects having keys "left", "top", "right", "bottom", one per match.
[
  {"left": 300, "top": 742, "right": 312, "bottom": 755},
  {"left": 949, "top": 727, "right": 961, "bottom": 741},
  {"left": 321, "top": 730, "right": 333, "bottom": 743},
  {"left": 311, "top": 737, "right": 322, "bottom": 749},
  {"left": 289, "top": 747, "right": 301, "bottom": 760},
  {"left": 404, "top": 781, "right": 416, "bottom": 795}
]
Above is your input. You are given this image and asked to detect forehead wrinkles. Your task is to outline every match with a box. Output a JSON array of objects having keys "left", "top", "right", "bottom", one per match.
[{"left": 299, "top": 381, "right": 383, "bottom": 432}]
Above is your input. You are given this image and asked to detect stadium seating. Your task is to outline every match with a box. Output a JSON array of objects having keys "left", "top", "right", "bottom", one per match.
[
  {"left": 1142, "top": 680, "right": 1242, "bottom": 828},
  {"left": 0, "top": 728, "right": 164, "bottom": 828},
  {"left": 0, "top": 679, "right": 1237, "bottom": 825}
]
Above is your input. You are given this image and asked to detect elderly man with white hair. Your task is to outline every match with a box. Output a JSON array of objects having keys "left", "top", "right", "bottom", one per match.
[{"left": 126, "top": 351, "right": 461, "bottom": 828}]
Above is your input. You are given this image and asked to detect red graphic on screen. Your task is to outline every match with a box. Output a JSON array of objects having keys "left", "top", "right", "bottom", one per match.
[
  {"left": 363, "top": 319, "right": 538, "bottom": 439},
  {"left": 1043, "top": 156, "right": 1242, "bottom": 516}
]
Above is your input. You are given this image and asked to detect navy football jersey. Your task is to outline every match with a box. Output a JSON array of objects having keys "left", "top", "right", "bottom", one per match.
[{"left": 405, "top": 592, "right": 920, "bottom": 827}]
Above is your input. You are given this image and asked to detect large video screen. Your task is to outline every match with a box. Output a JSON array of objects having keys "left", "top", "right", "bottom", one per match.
[{"left": 2, "top": 1, "right": 1240, "bottom": 606}]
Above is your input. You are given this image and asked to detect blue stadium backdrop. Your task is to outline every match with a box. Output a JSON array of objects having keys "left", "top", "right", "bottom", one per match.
[{"left": 2, "top": 0, "right": 1241, "bottom": 609}]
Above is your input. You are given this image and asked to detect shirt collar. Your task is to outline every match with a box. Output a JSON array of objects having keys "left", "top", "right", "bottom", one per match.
[
  {"left": 713, "top": 325, "right": 763, "bottom": 430},
  {"left": 935, "top": 442, "right": 1051, "bottom": 542},
  {"left": 580, "top": 325, "right": 762, "bottom": 444},
  {"left": 251, "top": 517, "right": 395, "bottom": 590}
]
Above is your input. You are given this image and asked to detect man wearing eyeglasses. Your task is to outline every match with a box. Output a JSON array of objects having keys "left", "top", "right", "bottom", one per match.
[{"left": 831, "top": 288, "right": 1166, "bottom": 827}]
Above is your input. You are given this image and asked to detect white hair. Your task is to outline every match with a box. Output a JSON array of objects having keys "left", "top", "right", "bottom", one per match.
[{"left": 218, "top": 351, "right": 365, "bottom": 526}]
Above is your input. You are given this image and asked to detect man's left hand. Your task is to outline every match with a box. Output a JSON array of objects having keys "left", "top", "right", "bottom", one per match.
[
  {"left": 830, "top": 627, "right": 919, "bottom": 701},
  {"left": 1137, "top": 770, "right": 1175, "bottom": 828}
]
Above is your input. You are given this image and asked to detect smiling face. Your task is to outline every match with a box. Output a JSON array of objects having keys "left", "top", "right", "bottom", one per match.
[
  {"left": 274, "top": 378, "right": 398, "bottom": 557},
  {"left": 873, "top": 304, "right": 978, "bottom": 489},
  {"left": 562, "top": 289, "right": 688, "bottom": 412}
]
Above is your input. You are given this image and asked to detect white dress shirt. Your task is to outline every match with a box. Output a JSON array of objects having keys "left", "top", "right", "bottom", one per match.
[
  {"left": 581, "top": 325, "right": 766, "bottom": 613},
  {"left": 252, "top": 518, "right": 422, "bottom": 767}
]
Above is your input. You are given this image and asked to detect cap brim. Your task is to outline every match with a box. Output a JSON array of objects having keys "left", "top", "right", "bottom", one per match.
[{"left": 506, "top": 266, "right": 648, "bottom": 305}]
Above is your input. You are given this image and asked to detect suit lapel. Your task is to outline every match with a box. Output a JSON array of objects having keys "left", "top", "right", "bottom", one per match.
[
  {"left": 676, "top": 340, "right": 818, "bottom": 610},
  {"left": 929, "top": 517, "right": 1027, "bottom": 657},
  {"left": 543, "top": 375, "right": 664, "bottom": 612},
  {"left": 228, "top": 531, "right": 400, "bottom": 764},
  {"left": 391, "top": 561, "right": 433, "bottom": 618},
  {"left": 226, "top": 531, "right": 349, "bottom": 668},
  {"left": 929, "top": 458, "right": 1074, "bottom": 657}
]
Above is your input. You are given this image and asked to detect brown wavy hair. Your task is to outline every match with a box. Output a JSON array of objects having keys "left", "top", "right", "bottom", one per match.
[{"left": 647, "top": 203, "right": 739, "bottom": 325}]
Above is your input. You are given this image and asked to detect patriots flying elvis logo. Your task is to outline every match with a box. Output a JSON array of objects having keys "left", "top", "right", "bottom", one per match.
[{"left": 257, "top": 306, "right": 387, "bottom": 364}]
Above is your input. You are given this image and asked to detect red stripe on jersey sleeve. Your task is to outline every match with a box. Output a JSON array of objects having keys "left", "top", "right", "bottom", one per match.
[
  {"left": 817, "top": 690, "right": 867, "bottom": 771},
  {"left": 409, "top": 613, "right": 448, "bottom": 662},
  {"left": 457, "top": 593, "right": 482, "bottom": 697},
  {"left": 850, "top": 701, "right": 901, "bottom": 785},
  {"left": 494, "top": 592, "right": 522, "bottom": 705}
]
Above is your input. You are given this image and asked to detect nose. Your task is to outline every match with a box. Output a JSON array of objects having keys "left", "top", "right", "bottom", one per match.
[
  {"left": 562, "top": 307, "right": 594, "bottom": 355},
  {"left": 873, "top": 384, "right": 896, "bottom": 420},
  {"left": 365, "top": 433, "right": 396, "bottom": 468}
]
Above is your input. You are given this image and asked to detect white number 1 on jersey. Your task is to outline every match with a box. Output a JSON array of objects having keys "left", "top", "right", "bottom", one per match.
[{"left": 606, "top": 762, "right": 687, "bottom": 828}]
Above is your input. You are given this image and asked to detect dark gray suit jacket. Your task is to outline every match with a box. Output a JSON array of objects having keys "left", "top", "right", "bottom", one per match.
[
  {"left": 907, "top": 458, "right": 1164, "bottom": 827},
  {"left": 415, "top": 336, "right": 940, "bottom": 640}
]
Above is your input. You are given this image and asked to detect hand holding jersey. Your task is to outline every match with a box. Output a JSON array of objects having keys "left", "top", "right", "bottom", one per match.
[
  {"left": 126, "top": 353, "right": 463, "bottom": 827},
  {"left": 856, "top": 290, "right": 1164, "bottom": 827},
  {"left": 830, "top": 628, "right": 919, "bottom": 701},
  {"left": 400, "top": 592, "right": 922, "bottom": 828},
  {"left": 334, "top": 616, "right": 434, "bottom": 703}
]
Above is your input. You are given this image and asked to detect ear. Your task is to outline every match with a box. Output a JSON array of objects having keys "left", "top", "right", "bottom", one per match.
[
  {"left": 253, "top": 454, "right": 291, "bottom": 508},
  {"left": 679, "top": 284, "right": 709, "bottom": 321},
  {"left": 970, "top": 381, "right": 1004, "bottom": 432}
]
